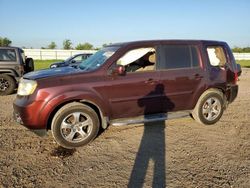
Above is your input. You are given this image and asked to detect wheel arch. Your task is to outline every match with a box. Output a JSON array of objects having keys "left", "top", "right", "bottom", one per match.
[
  {"left": 80, "top": 100, "right": 108, "bottom": 130},
  {"left": 46, "top": 98, "right": 108, "bottom": 131},
  {"left": 192, "top": 86, "right": 225, "bottom": 110},
  {"left": 0, "top": 70, "right": 18, "bottom": 80}
]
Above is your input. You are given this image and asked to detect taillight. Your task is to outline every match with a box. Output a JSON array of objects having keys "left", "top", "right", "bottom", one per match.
[{"left": 234, "top": 72, "right": 238, "bottom": 84}]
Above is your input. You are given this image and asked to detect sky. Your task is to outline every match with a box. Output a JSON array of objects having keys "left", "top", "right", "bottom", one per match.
[{"left": 0, "top": 0, "right": 250, "bottom": 49}]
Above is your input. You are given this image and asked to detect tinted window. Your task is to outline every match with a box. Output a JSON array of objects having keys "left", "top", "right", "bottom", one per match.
[
  {"left": 158, "top": 45, "right": 199, "bottom": 69},
  {"left": 0, "top": 49, "right": 17, "bottom": 61}
]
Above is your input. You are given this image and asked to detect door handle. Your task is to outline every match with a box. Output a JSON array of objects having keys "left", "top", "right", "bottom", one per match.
[
  {"left": 145, "top": 78, "right": 159, "bottom": 84},
  {"left": 194, "top": 74, "right": 203, "bottom": 80}
]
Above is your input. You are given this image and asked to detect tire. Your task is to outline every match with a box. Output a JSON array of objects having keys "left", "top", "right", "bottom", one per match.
[
  {"left": 0, "top": 74, "right": 16, "bottom": 95},
  {"left": 51, "top": 102, "right": 100, "bottom": 149},
  {"left": 192, "top": 89, "right": 224, "bottom": 125}
]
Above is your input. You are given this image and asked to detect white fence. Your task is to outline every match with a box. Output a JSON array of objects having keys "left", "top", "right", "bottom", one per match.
[
  {"left": 233, "top": 53, "right": 250, "bottom": 60},
  {"left": 23, "top": 49, "right": 250, "bottom": 60},
  {"left": 23, "top": 49, "right": 97, "bottom": 60}
]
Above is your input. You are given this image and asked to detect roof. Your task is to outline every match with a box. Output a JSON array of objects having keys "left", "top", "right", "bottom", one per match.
[
  {"left": 0, "top": 46, "right": 22, "bottom": 50},
  {"left": 107, "top": 39, "right": 226, "bottom": 48}
]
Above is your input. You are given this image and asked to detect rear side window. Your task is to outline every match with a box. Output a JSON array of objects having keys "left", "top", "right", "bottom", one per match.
[
  {"left": 0, "top": 49, "right": 17, "bottom": 61},
  {"left": 158, "top": 45, "right": 200, "bottom": 69},
  {"left": 207, "top": 46, "right": 226, "bottom": 67}
]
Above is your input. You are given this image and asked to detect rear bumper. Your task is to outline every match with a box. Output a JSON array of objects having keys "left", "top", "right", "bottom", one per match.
[{"left": 227, "top": 85, "right": 238, "bottom": 103}]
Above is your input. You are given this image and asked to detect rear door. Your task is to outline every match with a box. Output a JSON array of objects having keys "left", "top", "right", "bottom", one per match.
[{"left": 157, "top": 44, "right": 206, "bottom": 111}]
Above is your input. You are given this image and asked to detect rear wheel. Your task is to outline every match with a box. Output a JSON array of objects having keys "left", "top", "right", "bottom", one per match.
[
  {"left": 51, "top": 102, "right": 100, "bottom": 149},
  {"left": 0, "top": 74, "right": 16, "bottom": 95},
  {"left": 192, "top": 89, "right": 224, "bottom": 125}
]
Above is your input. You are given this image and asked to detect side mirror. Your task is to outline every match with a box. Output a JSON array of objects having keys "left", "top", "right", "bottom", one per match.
[
  {"left": 24, "top": 58, "right": 34, "bottom": 72},
  {"left": 110, "top": 65, "right": 126, "bottom": 76},
  {"left": 71, "top": 60, "right": 76, "bottom": 64}
]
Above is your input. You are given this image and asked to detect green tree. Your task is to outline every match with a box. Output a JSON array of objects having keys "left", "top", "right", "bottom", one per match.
[
  {"left": 63, "top": 39, "right": 72, "bottom": 50},
  {"left": 0, "top": 37, "right": 12, "bottom": 47},
  {"left": 232, "top": 46, "right": 250, "bottom": 53},
  {"left": 102, "top": 43, "right": 112, "bottom": 47},
  {"left": 242, "top": 47, "right": 250, "bottom": 53},
  {"left": 48, "top": 41, "right": 57, "bottom": 49},
  {"left": 75, "top": 42, "right": 93, "bottom": 50},
  {"left": 232, "top": 47, "right": 242, "bottom": 53}
]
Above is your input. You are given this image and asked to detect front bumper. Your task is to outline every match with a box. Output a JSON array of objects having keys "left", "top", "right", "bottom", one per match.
[
  {"left": 13, "top": 94, "right": 54, "bottom": 131},
  {"left": 13, "top": 111, "right": 47, "bottom": 137}
]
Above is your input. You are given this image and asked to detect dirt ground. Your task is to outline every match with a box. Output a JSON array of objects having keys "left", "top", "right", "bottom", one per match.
[{"left": 0, "top": 69, "right": 250, "bottom": 188}]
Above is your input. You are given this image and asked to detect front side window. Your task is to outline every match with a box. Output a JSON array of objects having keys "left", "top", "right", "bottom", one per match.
[
  {"left": 207, "top": 46, "right": 226, "bottom": 67},
  {"left": 0, "top": 49, "right": 17, "bottom": 61},
  {"left": 117, "top": 47, "right": 156, "bottom": 73},
  {"left": 71, "top": 55, "right": 86, "bottom": 63},
  {"left": 79, "top": 47, "right": 118, "bottom": 71},
  {"left": 72, "top": 55, "right": 82, "bottom": 62},
  {"left": 158, "top": 45, "right": 200, "bottom": 69}
]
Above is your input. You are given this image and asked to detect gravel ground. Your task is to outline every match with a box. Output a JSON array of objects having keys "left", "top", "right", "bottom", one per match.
[{"left": 0, "top": 69, "right": 249, "bottom": 187}]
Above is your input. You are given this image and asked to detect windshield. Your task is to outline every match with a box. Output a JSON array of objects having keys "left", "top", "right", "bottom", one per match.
[
  {"left": 79, "top": 47, "right": 118, "bottom": 71},
  {"left": 65, "top": 56, "right": 73, "bottom": 62}
]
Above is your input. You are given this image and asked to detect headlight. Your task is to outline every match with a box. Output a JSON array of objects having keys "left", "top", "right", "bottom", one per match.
[
  {"left": 50, "top": 64, "right": 57, "bottom": 68},
  {"left": 17, "top": 79, "right": 37, "bottom": 96}
]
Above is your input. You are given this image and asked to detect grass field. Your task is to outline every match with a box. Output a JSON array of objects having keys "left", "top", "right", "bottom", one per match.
[
  {"left": 237, "top": 60, "right": 250, "bottom": 68},
  {"left": 34, "top": 60, "right": 63, "bottom": 70},
  {"left": 34, "top": 60, "right": 250, "bottom": 70}
]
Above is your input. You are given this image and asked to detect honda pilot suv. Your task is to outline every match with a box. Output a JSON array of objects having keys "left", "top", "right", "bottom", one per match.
[{"left": 13, "top": 40, "right": 241, "bottom": 148}]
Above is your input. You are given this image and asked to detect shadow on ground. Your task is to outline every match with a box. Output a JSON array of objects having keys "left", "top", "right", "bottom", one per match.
[
  {"left": 50, "top": 146, "right": 76, "bottom": 158},
  {"left": 128, "top": 84, "right": 174, "bottom": 187}
]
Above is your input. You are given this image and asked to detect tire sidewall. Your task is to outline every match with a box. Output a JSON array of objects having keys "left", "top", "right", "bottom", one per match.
[
  {"left": 0, "top": 74, "right": 16, "bottom": 95},
  {"left": 51, "top": 104, "right": 100, "bottom": 149},
  {"left": 198, "top": 92, "right": 224, "bottom": 125}
]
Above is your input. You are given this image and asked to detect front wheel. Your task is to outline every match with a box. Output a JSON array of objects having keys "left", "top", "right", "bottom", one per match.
[
  {"left": 192, "top": 90, "right": 224, "bottom": 125},
  {"left": 51, "top": 102, "right": 100, "bottom": 149}
]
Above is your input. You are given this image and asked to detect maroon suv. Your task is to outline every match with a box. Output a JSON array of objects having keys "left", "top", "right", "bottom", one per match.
[{"left": 13, "top": 40, "right": 241, "bottom": 148}]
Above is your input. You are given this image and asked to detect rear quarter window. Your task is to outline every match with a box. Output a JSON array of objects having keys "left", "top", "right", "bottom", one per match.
[
  {"left": 158, "top": 45, "right": 200, "bottom": 70},
  {"left": 0, "top": 49, "right": 17, "bottom": 61},
  {"left": 207, "top": 46, "right": 226, "bottom": 67}
]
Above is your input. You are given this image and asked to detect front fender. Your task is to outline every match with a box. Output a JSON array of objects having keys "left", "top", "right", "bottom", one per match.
[{"left": 39, "top": 90, "right": 110, "bottom": 129}]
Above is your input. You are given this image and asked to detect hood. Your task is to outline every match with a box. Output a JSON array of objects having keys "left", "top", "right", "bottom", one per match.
[{"left": 23, "top": 66, "right": 82, "bottom": 80}]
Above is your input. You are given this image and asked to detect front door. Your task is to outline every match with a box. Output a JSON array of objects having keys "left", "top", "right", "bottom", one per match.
[
  {"left": 102, "top": 47, "right": 163, "bottom": 119},
  {"left": 105, "top": 71, "right": 161, "bottom": 119}
]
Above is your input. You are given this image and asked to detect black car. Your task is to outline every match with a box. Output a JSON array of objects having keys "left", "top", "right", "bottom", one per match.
[
  {"left": 50, "top": 53, "right": 93, "bottom": 68},
  {"left": 0, "top": 46, "right": 34, "bottom": 95}
]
